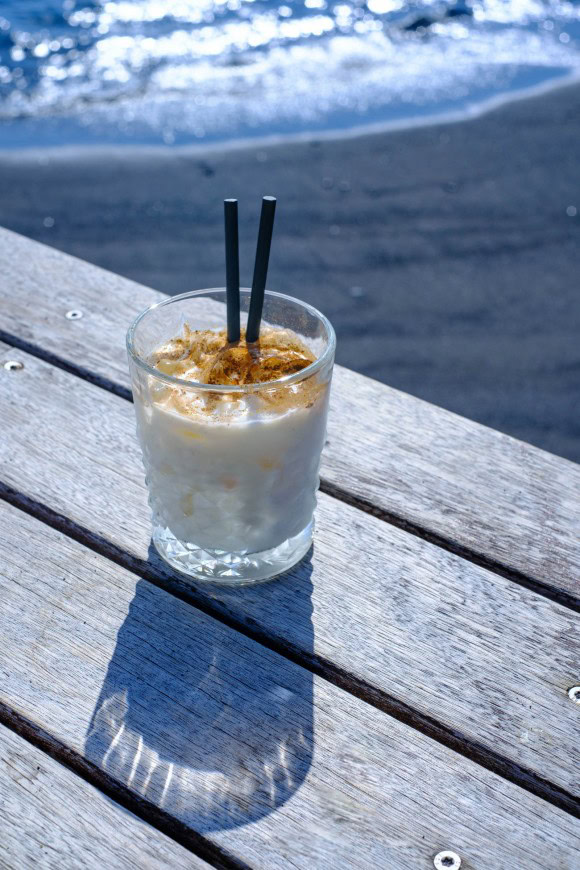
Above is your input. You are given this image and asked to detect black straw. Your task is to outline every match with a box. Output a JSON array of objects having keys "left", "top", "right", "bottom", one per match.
[
  {"left": 224, "top": 198, "right": 240, "bottom": 343},
  {"left": 246, "top": 196, "right": 276, "bottom": 343}
]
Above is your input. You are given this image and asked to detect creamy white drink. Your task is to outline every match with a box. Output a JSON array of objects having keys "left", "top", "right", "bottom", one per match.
[
  {"left": 128, "top": 286, "right": 335, "bottom": 584},
  {"left": 135, "top": 325, "right": 330, "bottom": 555}
]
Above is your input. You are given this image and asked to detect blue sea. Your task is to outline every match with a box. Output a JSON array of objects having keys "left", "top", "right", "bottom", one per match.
[{"left": 1, "top": 0, "right": 579, "bottom": 147}]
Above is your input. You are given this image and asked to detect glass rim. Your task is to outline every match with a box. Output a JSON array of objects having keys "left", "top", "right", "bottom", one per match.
[{"left": 126, "top": 287, "right": 336, "bottom": 394}]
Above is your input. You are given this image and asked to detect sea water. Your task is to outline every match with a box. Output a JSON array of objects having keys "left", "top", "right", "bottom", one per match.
[{"left": 0, "top": 0, "right": 580, "bottom": 148}]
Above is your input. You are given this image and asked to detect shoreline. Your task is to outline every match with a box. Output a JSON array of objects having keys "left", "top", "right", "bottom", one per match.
[
  {"left": 0, "top": 81, "right": 579, "bottom": 464},
  {"left": 1, "top": 70, "right": 579, "bottom": 162}
]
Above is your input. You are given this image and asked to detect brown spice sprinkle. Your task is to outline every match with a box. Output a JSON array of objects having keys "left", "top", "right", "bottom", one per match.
[
  {"left": 150, "top": 325, "right": 325, "bottom": 418},
  {"left": 152, "top": 325, "right": 316, "bottom": 385}
]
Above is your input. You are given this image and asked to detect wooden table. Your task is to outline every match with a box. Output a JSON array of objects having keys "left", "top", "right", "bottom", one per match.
[{"left": 0, "top": 226, "right": 578, "bottom": 869}]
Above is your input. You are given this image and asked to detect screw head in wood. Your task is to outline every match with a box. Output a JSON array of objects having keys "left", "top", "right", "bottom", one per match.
[
  {"left": 65, "top": 309, "right": 83, "bottom": 320},
  {"left": 568, "top": 686, "right": 580, "bottom": 704},
  {"left": 434, "top": 851, "right": 461, "bottom": 870},
  {"left": 3, "top": 360, "right": 24, "bottom": 371}
]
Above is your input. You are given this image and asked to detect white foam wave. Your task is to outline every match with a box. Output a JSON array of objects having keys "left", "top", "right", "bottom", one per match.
[{"left": 0, "top": 0, "right": 579, "bottom": 143}]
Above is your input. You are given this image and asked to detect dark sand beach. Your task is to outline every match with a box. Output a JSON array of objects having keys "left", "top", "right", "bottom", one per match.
[{"left": 1, "top": 83, "right": 579, "bottom": 461}]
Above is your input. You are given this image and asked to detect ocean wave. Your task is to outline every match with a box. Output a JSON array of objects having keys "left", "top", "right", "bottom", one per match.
[{"left": 0, "top": 0, "right": 579, "bottom": 144}]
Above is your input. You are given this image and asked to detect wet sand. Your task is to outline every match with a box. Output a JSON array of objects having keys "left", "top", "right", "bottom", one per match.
[{"left": 1, "top": 82, "right": 579, "bottom": 461}]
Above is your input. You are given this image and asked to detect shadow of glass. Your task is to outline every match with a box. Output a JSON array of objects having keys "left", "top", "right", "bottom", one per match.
[{"left": 85, "top": 546, "right": 314, "bottom": 833}]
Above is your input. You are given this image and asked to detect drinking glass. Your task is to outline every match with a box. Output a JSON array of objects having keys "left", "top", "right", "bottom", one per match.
[{"left": 127, "top": 288, "right": 335, "bottom": 584}]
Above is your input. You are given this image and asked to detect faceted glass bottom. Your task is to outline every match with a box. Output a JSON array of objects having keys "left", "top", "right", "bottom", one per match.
[{"left": 152, "top": 519, "right": 314, "bottom": 585}]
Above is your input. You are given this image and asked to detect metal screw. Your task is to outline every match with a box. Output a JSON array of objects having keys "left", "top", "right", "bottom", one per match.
[
  {"left": 568, "top": 686, "right": 580, "bottom": 704},
  {"left": 65, "top": 309, "right": 83, "bottom": 320},
  {"left": 434, "top": 851, "right": 461, "bottom": 870},
  {"left": 3, "top": 360, "right": 24, "bottom": 371}
]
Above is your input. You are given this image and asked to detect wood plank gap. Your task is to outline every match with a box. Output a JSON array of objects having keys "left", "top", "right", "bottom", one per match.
[
  {"left": 0, "top": 328, "right": 132, "bottom": 401},
  {"left": 2, "top": 326, "right": 577, "bottom": 614},
  {"left": 0, "top": 700, "right": 253, "bottom": 870},
  {"left": 320, "top": 480, "right": 580, "bottom": 613},
  {"left": 2, "top": 481, "right": 578, "bottom": 821}
]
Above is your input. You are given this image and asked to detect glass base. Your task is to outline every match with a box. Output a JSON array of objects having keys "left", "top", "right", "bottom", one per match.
[{"left": 152, "top": 520, "right": 313, "bottom": 585}]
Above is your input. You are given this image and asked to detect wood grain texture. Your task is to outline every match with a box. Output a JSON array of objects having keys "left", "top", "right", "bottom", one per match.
[
  {"left": 1, "top": 500, "right": 579, "bottom": 870},
  {"left": 0, "top": 345, "right": 578, "bottom": 800},
  {"left": 0, "top": 226, "right": 578, "bottom": 596},
  {"left": 0, "top": 723, "right": 208, "bottom": 870}
]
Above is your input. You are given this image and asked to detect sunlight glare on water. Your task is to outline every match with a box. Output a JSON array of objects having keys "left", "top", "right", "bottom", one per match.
[{"left": 0, "top": 0, "right": 579, "bottom": 145}]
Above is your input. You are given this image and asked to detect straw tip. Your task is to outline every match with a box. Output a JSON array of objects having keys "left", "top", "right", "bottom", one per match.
[
  {"left": 262, "top": 195, "right": 276, "bottom": 203},
  {"left": 224, "top": 198, "right": 238, "bottom": 204}
]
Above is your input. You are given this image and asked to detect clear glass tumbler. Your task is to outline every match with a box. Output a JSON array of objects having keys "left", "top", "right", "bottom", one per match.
[{"left": 127, "top": 288, "right": 335, "bottom": 585}]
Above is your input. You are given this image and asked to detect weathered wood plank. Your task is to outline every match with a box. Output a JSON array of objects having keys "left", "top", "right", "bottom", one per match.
[
  {"left": 0, "top": 723, "right": 209, "bottom": 869},
  {"left": 1, "top": 500, "right": 579, "bottom": 870},
  {"left": 0, "top": 227, "right": 578, "bottom": 596},
  {"left": 0, "top": 344, "right": 578, "bottom": 801}
]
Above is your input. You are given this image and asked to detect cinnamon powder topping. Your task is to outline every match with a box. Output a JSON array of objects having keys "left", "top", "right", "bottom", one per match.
[
  {"left": 152, "top": 325, "right": 315, "bottom": 385},
  {"left": 149, "top": 325, "right": 324, "bottom": 419}
]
